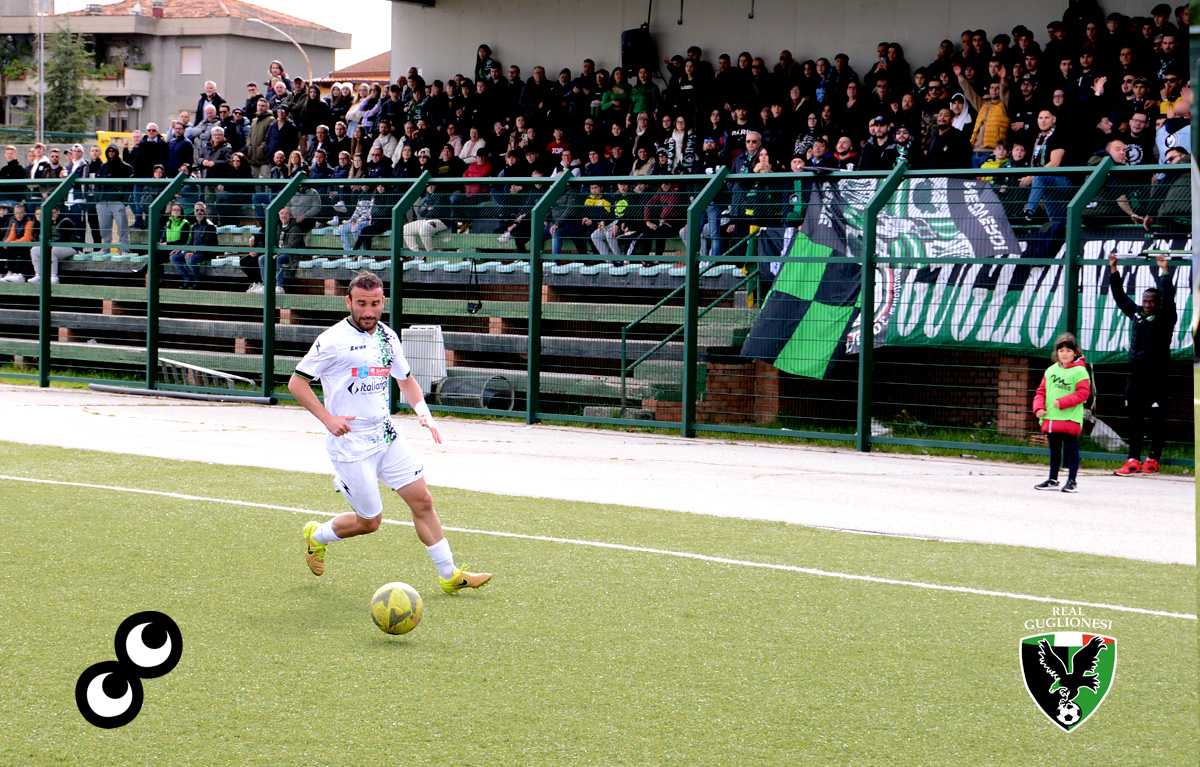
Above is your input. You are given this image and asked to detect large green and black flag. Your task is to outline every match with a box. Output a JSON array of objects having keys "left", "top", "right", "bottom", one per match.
[
  {"left": 740, "top": 178, "right": 875, "bottom": 379},
  {"left": 742, "top": 177, "right": 1025, "bottom": 378}
]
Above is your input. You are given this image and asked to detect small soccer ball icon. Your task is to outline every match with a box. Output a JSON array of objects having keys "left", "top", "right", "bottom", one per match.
[
  {"left": 369, "top": 582, "right": 423, "bottom": 635},
  {"left": 1056, "top": 699, "right": 1081, "bottom": 726}
]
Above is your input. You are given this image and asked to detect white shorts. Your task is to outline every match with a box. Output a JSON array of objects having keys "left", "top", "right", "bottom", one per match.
[{"left": 330, "top": 439, "right": 424, "bottom": 519}]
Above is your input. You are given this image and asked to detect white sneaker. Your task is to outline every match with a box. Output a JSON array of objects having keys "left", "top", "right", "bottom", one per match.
[
  {"left": 8, "top": 273, "right": 25, "bottom": 283},
  {"left": 0, "top": 272, "right": 16, "bottom": 282},
  {"left": 497, "top": 231, "right": 512, "bottom": 244},
  {"left": 29, "top": 275, "right": 40, "bottom": 283},
  {"left": 275, "top": 285, "right": 285, "bottom": 294},
  {"left": 50, "top": 276, "right": 60, "bottom": 284},
  {"left": 246, "top": 282, "right": 262, "bottom": 293}
]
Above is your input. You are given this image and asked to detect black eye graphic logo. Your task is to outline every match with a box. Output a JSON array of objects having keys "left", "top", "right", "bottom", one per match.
[{"left": 75, "top": 612, "right": 182, "bottom": 728}]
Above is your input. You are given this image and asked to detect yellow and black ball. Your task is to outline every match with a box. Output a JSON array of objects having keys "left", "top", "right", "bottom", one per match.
[{"left": 369, "top": 582, "right": 423, "bottom": 635}]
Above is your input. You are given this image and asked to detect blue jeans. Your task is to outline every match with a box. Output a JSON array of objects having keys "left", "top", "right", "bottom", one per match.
[
  {"left": 259, "top": 253, "right": 291, "bottom": 285},
  {"left": 700, "top": 204, "right": 723, "bottom": 257},
  {"left": 131, "top": 184, "right": 145, "bottom": 223},
  {"left": 1024, "top": 174, "right": 1071, "bottom": 224},
  {"left": 544, "top": 222, "right": 589, "bottom": 256},
  {"left": 169, "top": 251, "right": 204, "bottom": 282},
  {"left": 252, "top": 192, "right": 282, "bottom": 224}
]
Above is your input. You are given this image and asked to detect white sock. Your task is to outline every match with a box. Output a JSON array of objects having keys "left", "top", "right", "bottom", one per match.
[
  {"left": 313, "top": 520, "right": 342, "bottom": 545},
  {"left": 426, "top": 538, "right": 456, "bottom": 580}
]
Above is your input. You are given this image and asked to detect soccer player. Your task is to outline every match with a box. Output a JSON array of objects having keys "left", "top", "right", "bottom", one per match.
[{"left": 288, "top": 271, "right": 491, "bottom": 593}]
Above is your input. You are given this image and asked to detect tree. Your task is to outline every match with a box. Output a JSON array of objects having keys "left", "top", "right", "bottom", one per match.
[{"left": 33, "top": 28, "right": 109, "bottom": 134}]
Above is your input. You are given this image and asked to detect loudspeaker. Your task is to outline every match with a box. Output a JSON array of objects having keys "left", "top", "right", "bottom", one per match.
[{"left": 621, "top": 25, "right": 657, "bottom": 76}]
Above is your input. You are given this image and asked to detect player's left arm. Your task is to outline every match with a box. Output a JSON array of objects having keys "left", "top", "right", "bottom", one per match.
[{"left": 397, "top": 374, "right": 441, "bottom": 444}]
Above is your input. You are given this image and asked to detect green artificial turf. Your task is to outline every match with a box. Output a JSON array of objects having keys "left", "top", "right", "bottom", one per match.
[{"left": 0, "top": 443, "right": 1194, "bottom": 766}]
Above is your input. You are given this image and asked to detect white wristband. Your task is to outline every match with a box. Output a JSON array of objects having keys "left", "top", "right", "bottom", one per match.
[{"left": 413, "top": 401, "right": 431, "bottom": 419}]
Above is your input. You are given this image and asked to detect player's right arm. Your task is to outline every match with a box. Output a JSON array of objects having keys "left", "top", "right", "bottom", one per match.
[{"left": 288, "top": 373, "right": 355, "bottom": 436}]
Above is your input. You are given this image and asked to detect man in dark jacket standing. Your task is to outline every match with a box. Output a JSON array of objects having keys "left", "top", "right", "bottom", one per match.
[
  {"left": 859, "top": 116, "right": 898, "bottom": 170},
  {"left": 132, "top": 123, "right": 168, "bottom": 227},
  {"left": 1108, "top": 253, "right": 1177, "bottom": 476},
  {"left": 195, "top": 81, "right": 227, "bottom": 123},
  {"left": 0, "top": 145, "right": 24, "bottom": 181},
  {"left": 166, "top": 121, "right": 194, "bottom": 176},
  {"left": 925, "top": 107, "right": 972, "bottom": 169},
  {"left": 96, "top": 144, "right": 132, "bottom": 254},
  {"left": 264, "top": 107, "right": 300, "bottom": 162}
]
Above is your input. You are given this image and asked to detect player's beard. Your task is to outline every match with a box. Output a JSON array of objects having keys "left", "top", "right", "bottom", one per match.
[{"left": 351, "top": 306, "right": 378, "bottom": 333}]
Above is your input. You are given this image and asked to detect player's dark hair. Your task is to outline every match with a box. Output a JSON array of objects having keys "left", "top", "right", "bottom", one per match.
[{"left": 348, "top": 271, "right": 384, "bottom": 296}]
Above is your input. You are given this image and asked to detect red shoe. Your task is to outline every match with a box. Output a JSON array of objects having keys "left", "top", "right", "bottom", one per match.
[
  {"left": 1140, "top": 459, "right": 1159, "bottom": 475},
  {"left": 1113, "top": 458, "right": 1141, "bottom": 476}
]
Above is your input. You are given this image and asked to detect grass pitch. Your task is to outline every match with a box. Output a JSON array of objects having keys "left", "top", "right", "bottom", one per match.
[{"left": 0, "top": 443, "right": 1194, "bottom": 766}]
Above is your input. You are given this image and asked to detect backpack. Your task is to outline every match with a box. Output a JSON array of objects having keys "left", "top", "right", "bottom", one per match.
[{"left": 1082, "top": 360, "right": 1098, "bottom": 419}]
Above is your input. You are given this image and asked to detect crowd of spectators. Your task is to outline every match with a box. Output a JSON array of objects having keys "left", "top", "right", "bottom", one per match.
[{"left": 0, "top": 3, "right": 1192, "bottom": 284}]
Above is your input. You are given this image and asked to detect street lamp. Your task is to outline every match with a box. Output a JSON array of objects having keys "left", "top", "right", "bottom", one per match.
[
  {"left": 247, "top": 18, "right": 312, "bottom": 84},
  {"left": 37, "top": 0, "right": 48, "bottom": 143}
]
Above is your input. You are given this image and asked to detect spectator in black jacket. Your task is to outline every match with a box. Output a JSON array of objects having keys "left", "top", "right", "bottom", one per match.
[
  {"left": 166, "top": 121, "right": 194, "bottom": 176},
  {"left": 169, "top": 201, "right": 219, "bottom": 289},
  {"left": 926, "top": 108, "right": 972, "bottom": 168},
  {"left": 1, "top": 145, "right": 26, "bottom": 182},
  {"left": 860, "top": 116, "right": 898, "bottom": 169},
  {"left": 195, "top": 81, "right": 227, "bottom": 123},
  {"left": 298, "top": 85, "right": 334, "bottom": 148},
  {"left": 889, "top": 125, "right": 925, "bottom": 168},
  {"left": 130, "top": 123, "right": 168, "bottom": 228},
  {"left": 264, "top": 107, "right": 300, "bottom": 162},
  {"left": 1107, "top": 253, "right": 1177, "bottom": 476}
]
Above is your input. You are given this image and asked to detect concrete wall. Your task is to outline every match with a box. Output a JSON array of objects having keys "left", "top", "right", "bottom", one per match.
[
  {"left": 142, "top": 36, "right": 336, "bottom": 125},
  {"left": 390, "top": 0, "right": 1154, "bottom": 84},
  {"left": 0, "top": 16, "right": 346, "bottom": 133},
  {"left": 0, "top": 0, "right": 42, "bottom": 16}
]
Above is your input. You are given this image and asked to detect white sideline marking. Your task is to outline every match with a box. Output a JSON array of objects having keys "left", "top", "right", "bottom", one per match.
[{"left": 2, "top": 474, "right": 1195, "bottom": 622}]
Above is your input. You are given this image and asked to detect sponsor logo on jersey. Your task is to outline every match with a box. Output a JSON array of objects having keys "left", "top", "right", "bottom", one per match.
[
  {"left": 350, "top": 366, "right": 390, "bottom": 379},
  {"left": 346, "top": 378, "right": 391, "bottom": 396}
]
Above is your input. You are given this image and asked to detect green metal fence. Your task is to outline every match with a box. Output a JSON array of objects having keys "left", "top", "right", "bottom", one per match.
[{"left": 0, "top": 161, "right": 1191, "bottom": 466}]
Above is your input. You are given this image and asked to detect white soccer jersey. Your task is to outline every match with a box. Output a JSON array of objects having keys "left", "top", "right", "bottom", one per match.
[{"left": 294, "top": 318, "right": 413, "bottom": 460}]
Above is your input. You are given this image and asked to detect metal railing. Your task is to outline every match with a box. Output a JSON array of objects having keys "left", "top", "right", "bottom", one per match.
[{"left": 0, "top": 161, "right": 1191, "bottom": 466}]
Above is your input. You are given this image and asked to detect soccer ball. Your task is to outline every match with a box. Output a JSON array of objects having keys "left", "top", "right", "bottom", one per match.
[
  {"left": 369, "top": 582, "right": 422, "bottom": 635},
  {"left": 1056, "top": 700, "right": 1081, "bottom": 726}
]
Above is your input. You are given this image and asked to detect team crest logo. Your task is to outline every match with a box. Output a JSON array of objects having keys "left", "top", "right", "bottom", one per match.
[{"left": 1020, "top": 633, "right": 1116, "bottom": 731}]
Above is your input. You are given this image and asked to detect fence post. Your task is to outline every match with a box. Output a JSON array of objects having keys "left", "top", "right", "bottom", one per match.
[
  {"left": 36, "top": 172, "right": 77, "bottom": 388},
  {"left": 682, "top": 167, "right": 729, "bottom": 437},
  {"left": 1064, "top": 157, "right": 1113, "bottom": 337},
  {"left": 526, "top": 172, "right": 572, "bottom": 424},
  {"left": 261, "top": 173, "right": 306, "bottom": 396},
  {"left": 388, "top": 174, "right": 429, "bottom": 413},
  {"left": 145, "top": 173, "right": 189, "bottom": 389},
  {"left": 856, "top": 161, "right": 908, "bottom": 452}
]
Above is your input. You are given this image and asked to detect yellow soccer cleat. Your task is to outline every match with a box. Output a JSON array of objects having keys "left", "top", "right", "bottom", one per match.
[
  {"left": 440, "top": 566, "right": 492, "bottom": 594},
  {"left": 303, "top": 521, "right": 326, "bottom": 576}
]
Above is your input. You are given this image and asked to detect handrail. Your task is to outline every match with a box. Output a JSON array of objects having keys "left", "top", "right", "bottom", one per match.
[
  {"left": 618, "top": 229, "right": 760, "bottom": 410},
  {"left": 388, "top": 173, "right": 430, "bottom": 413},
  {"left": 622, "top": 230, "right": 761, "bottom": 330},
  {"left": 526, "top": 171, "right": 573, "bottom": 424},
  {"left": 145, "top": 172, "right": 191, "bottom": 389},
  {"left": 626, "top": 266, "right": 761, "bottom": 378},
  {"left": 856, "top": 160, "right": 908, "bottom": 452},
  {"left": 1064, "top": 156, "right": 1114, "bottom": 336},
  {"left": 261, "top": 171, "right": 306, "bottom": 394},
  {"left": 36, "top": 171, "right": 79, "bottom": 387}
]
